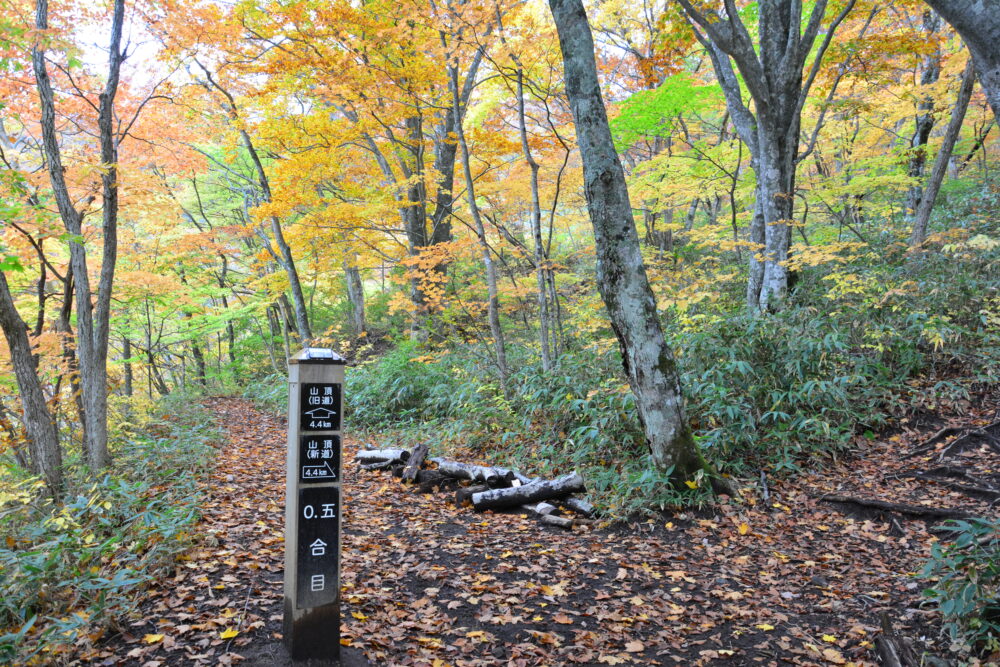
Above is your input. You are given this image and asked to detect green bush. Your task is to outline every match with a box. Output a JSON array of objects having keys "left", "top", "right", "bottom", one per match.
[
  {"left": 243, "top": 371, "right": 288, "bottom": 414},
  {"left": 922, "top": 518, "right": 1000, "bottom": 654},
  {"left": 0, "top": 394, "right": 217, "bottom": 663}
]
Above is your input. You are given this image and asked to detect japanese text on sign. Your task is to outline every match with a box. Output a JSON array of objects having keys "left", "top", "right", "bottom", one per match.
[
  {"left": 299, "top": 435, "right": 340, "bottom": 482},
  {"left": 300, "top": 383, "right": 342, "bottom": 431}
]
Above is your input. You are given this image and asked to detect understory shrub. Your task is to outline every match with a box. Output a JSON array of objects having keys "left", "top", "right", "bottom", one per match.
[
  {"left": 321, "top": 214, "right": 1000, "bottom": 514},
  {"left": 0, "top": 394, "right": 217, "bottom": 664},
  {"left": 922, "top": 518, "right": 1000, "bottom": 655}
]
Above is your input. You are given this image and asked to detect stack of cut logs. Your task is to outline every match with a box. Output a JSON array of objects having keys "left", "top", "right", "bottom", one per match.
[{"left": 356, "top": 444, "right": 596, "bottom": 528}]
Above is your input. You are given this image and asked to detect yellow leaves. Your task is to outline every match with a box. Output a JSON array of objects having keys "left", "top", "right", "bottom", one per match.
[
  {"left": 143, "top": 633, "right": 164, "bottom": 644},
  {"left": 755, "top": 623, "right": 775, "bottom": 631},
  {"left": 539, "top": 581, "right": 568, "bottom": 597},
  {"left": 351, "top": 611, "right": 368, "bottom": 620},
  {"left": 822, "top": 634, "right": 838, "bottom": 643},
  {"left": 219, "top": 628, "right": 239, "bottom": 639},
  {"left": 738, "top": 522, "right": 750, "bottom": 536}
]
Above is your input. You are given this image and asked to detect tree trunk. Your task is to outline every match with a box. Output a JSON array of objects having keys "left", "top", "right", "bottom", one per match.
[
  {"left": 33, "top": 0, "right": 125, "bottom": 470},
  {"left": 905, "top": 10, "right": 943, "bottom": 216},
  {"left": 548, "top": 0, "right": 707, "bottom": 477},
  {"left": 678, "top": 0, "right": 856, "bottom": 312},
  {"left": 123, "top": 336, "right": 133, "bottom": 397},
  {"left": 756, "top": 128, "right": 797, "bottom": 311},
  {"left": 516, "top": 68, "right": 553, "bottom": 372},
  {"left": 191, "top": 339, "right": 207, "bottom": 388},
  {"left": 449, "top": 64, "right": 509, "bottom": 395},
  {"left": 924, "top": 0, "right": 1000, "bottom": 123},
  {"left": 344, "top": 261, "right": 366, "bottom": 337},
  {"left": 0, "top": 271, "right": 62, "bottom": 496},
  {"left": 910, "top": 59, "right": 977, "bottom": 246},
  {"left": 239, "top": 129, "right": 312, "bottom": 345}
]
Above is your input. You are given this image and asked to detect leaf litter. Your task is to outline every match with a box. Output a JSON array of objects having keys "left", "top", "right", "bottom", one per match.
[{"left": 82, "top": 395, "right": 999, "bottom": 666}]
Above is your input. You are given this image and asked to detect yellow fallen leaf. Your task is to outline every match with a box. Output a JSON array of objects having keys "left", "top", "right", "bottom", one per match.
[
  {"left": 822, "top": 634, "right": 837, "bottom": 643},
  {"left": 466, "top": 630, "right": 486, "bottom": 639},
  {"left": 738, "top": 522, "right": 749, "bottom": 535},
  {"left": 219, "top": 628, "right": 239, "bottom": 639},
  {"left": 685, "top": 480, "right": 698, "bottom": 489},
  {"left": 756, "top": 623, "right": 775, "bottom": 631},
  {"left": 351, "top": 611, "right": 367, "bottom": 620},
  {"left": 340, "top": 638, "right": 352, "bottom": 646},
  {"left": 143, "top": 633, "right": 164, "bottom": 644},
  {"left": 718, "top": 649, "right": 736, "bottom": 656},
  {"left": 822, "top": 647, "right": 846, "bottom": 664}
]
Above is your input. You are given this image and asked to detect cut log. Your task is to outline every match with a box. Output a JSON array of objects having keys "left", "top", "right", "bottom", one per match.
[
  {"left": 540, "top": 514, "right": 574, "bottom": 529},
  {"left": 360, "top": 460, "right": 394, "bottom": 471},
  {"left": 431, "top": 458, "right": 506, "bottom": 486},
  {"left": 415, "top": 470, "right": 459, "bottom": 494},
  {"left": 472, "top": 472, "right": 585, "bottom": 511},
  {"left": 356, "top": 448, "right": 409, "bottom": 464},
  {"left": 818, "top": 494, "right": 972, "bottom": 520},
  {"left": 402, "top": 443, "right": 430, "bottom": 483},
  {"left": 456, "top": 484, "right": 489, "bottom": 508},
  {"left": 563, "top": 497, "right": 595, "bottom": 517},
  {"left": 513, "top": 471, "right": 537, "bottom": 486}
]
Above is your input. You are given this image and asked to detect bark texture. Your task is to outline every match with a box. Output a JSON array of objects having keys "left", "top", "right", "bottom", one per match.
[
  {"left": 547, "top": 0, "right": 705, "bottom": 476},
  {"left": 344, "top": 262, "right": 366, "bottom": 337},
  {"left": 0, "top": 271, "right": 62, "bottom": 495},
  {"left": 33, "top": 0, "right": 125, "bottom": 470},
  {"left": 910, "top": 59, "right": 977, "bottom": 246},
  {"left": 471, "top": 472, "right": 585, "bottom": 511},
  {"left": 449, "top": 62, "right": 509, "bottom": 392},
  {"left": 924, "top": 0, "right": 1000, "bottom": 122},
  {"left": 678, "top": 0, "right": 856, "bottom": 311}
]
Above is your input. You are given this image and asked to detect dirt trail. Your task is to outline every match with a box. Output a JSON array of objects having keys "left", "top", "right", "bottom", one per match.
[{"left": 92, "top": 396, "right": 1000, "bottom": 666}]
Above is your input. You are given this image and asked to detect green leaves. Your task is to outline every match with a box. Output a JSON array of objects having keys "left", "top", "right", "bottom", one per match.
[
  {"left": 922, "top": 518, "right": 1000, "bottom": 653},
  {"left": 610, "top": 73, "right": 722, "bottom": 150}
]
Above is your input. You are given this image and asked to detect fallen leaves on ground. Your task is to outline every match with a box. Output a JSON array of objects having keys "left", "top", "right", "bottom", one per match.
[{"left": 87, "top": 396, "right": 999, "bottom": 666}]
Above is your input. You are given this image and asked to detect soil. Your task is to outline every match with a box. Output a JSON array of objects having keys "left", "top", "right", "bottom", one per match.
[{"left": 80, "top": 393, "right": 1000, "bottom": 666}]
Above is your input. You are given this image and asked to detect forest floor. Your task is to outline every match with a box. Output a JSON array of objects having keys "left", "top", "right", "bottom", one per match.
[{"left": 84, "top": 394, "right": 1000, "bottom": 667}]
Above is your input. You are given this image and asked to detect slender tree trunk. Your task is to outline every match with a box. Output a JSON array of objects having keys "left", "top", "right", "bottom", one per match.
[
  {"left": 449, "top": 64, "right": 509, "bottom": 395},
  {"left": 910, "top": 59, "right": 977, "bottom": 246},
  {"left": 0, "top": 271, "right": 62, "bottom": 496},
  {"left": 33, "top": 0, "right": 124, "bottom": 470},
  {"left": 239, "top": 130, "right": 312, "bottom": 344},
  {"left": 548, "top": 0, "right": 708, "bottom": 478},
  {"left": 123, "top": 336, "right": 133, "bottom": 397},
  {"left": 344, "top": 261, "right": 366, "bottom": 337},
  {"left": 516, "top": 69, "right": 553, "bottom": 372},
  {"left": 191, "top": 339, "right": 207, "bottom": 387},
  {"left": 906, "top": 11, "right": 943, "bottom": 216}
]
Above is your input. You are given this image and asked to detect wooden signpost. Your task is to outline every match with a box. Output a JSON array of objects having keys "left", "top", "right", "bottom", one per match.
[{"left": 284, "top": 348, "right": 345, "bottom": 662}]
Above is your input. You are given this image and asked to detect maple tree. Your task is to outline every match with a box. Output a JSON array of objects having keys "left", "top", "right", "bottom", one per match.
[{"left": 0, "top": 0, "right": 999, "bottom": 662}]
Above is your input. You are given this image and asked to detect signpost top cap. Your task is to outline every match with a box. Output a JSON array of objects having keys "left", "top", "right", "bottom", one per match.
[{"left": 290, "top": 348, "right": 347, "bottom": 365}]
